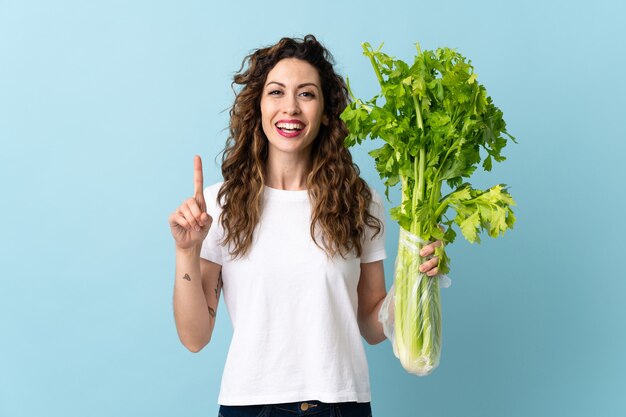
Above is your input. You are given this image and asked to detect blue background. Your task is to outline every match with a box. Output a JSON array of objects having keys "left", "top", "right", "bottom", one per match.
[{"left": 1, "top": 0, "right": 625, "bottom": 416}]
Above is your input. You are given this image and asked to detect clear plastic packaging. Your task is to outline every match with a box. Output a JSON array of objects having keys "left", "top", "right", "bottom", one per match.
[{"left": 378, "top": 228, "right": 450, "bottom": 376}]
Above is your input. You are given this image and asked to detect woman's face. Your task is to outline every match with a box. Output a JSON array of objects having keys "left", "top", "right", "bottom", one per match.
[{"left": 260, "top": 58, "right": 328, "bottom": 160}]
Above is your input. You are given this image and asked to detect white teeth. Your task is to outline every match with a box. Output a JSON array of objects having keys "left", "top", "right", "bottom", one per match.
[{"left": 276, "top": 122, "right": 304, "bottom": 130}]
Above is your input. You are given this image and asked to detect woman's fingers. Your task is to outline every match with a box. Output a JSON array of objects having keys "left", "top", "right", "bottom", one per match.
[
  {"left": 187, "top": 197, "right": 206, "bottom": 225},
  {"left": 180, "top": 197, "right": 212, "bottom": 232},
  {"left": 419, "top": 240, "right": 442, "bottom": 257},
  {"left": 426, "top": 266, "right": 439, "bottom": 277},
  {"left": 419, "top": 257, "right": 439, "bottom": 275},
  {"left": 180, "top": 202, "right": 202, "bottom": 232},
  {"left": 194, "top": 155, "right": 207, "bottom": 213},
  {"left": 168, "top": 155, "right": 211, "bottom": 248},
  {"left": 170, "top": 211, "right": 192, "bottom": 231},
  {"left": 419, "top": 239, "right": 443, "bottom": 276},
  {"left": 200, "top": 212, "right": 212, "bottom": 228}
]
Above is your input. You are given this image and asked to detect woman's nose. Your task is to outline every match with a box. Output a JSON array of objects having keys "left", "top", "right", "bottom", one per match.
[{"left": 283, "top": 95, "right": 301, "bottom": 115}]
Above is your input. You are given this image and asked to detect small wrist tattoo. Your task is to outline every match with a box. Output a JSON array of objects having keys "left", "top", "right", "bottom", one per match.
[
  {"left": 208, "top": 306, "right": 216, "bottom": 318},
  {"left": 182, "top": 273, "right": 191, "bottom": 281}
]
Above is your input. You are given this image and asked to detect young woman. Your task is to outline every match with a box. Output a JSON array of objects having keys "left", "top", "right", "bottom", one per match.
[{"left": 169, "top": 35, "right": 441, "bottom": 417}]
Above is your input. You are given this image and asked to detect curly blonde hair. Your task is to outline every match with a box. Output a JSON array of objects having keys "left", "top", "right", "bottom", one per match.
[{"left": 218, "top": 34, "right": 382, "bottom": 258}]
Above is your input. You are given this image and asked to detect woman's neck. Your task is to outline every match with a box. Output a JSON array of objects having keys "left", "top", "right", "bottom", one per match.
[{"left": 265, "top": 150, "right": 311, "bottom": 190}]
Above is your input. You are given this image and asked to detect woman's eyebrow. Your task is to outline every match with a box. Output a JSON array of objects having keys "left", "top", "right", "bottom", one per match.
[{"left": 265, "top": 81, "right": 320, "bottom": 90}]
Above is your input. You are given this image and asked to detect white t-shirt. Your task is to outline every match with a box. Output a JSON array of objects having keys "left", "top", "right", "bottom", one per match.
[{"left": 200, "top": 182, "right": 386, "bottom": 406}]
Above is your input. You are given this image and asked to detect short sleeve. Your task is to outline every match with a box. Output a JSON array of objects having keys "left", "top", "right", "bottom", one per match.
[
  {"left": 200, "top": 182, "right": 224, "bottom": 265},
  {"left": 360, "top": 188, "right": 387, "bottom": 263}
]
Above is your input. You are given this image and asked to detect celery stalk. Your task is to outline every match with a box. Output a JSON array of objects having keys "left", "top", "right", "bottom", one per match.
[{"left": 341, "top": 42, "right": 516, "bottom": 376}]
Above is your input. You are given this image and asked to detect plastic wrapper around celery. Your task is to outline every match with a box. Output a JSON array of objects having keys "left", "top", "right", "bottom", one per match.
[{"left": 378, "top": 228, "right": 451, "bottom": 376}]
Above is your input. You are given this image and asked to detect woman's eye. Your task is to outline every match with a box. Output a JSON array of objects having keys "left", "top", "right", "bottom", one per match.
[
  {"left": 268, "top": 90, "right": 282, "bottom": 95},
  {"left": 300, "top": 91, "right": 315, "bottom": 98}
]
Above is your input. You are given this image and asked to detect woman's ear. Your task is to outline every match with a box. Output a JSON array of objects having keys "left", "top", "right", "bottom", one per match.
[{"left": 322, "top": 114, "right": 329, "bottom": 126}]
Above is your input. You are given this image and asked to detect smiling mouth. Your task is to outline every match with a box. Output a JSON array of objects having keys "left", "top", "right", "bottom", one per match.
[{"left": 275, "top": 122, "right": 304, "bottom": 133}]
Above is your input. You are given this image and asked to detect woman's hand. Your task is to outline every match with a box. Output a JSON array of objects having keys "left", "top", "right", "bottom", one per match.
[
  {"left": 419, "top": 240, "right": 443, "bottom": 276},
  {"left": 168, "top": 155, "right": 213, "bottom": 250}
]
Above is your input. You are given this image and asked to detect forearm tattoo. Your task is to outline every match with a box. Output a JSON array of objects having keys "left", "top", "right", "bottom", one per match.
[
  {"left": 182, "top": 273, "right": 191, "bottom": 281},
  {"left": 214, "top": 272, "right": 223, "bottom": 300},
  {"left": 208, "top": 272, "right": 222, "bottom": 319}
]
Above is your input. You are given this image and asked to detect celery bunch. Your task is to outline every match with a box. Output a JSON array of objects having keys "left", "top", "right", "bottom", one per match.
[{"left": 342, "top": 42, "right": 516, "bottom": 375}]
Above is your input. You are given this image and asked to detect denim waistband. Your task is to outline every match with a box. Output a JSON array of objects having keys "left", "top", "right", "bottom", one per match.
[
  {"left": 218, "top": 400, "right": 372, "bottom": 417},
  {"left": 272, "top": 400, "right": 331, "bottom": 415}
]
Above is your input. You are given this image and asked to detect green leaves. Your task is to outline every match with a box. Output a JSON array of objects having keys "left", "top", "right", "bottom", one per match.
[
  {"left": 451, "top": 184, "right": 516, "bottom": 243},
  {"left": 342, "top": 42, "right": 517, "bottom": 268}
]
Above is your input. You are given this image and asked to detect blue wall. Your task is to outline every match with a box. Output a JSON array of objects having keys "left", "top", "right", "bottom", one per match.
[{"left": 1, "top": 1, "right": 625, "bottom": 416}]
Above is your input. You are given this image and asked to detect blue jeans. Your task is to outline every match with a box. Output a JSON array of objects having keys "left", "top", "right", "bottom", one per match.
[{"left": 218, "top": 400, "right": 372, "bottom": 417}]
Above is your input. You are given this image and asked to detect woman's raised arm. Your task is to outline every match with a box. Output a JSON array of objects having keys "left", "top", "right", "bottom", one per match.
[{"left": 169, "top": 156, "right": 220, "bottom": 352}]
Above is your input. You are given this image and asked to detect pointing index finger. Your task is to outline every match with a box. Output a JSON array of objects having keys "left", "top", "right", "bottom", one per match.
[{"left": 194, "top": 155, "right": 206, "bottom": 211}]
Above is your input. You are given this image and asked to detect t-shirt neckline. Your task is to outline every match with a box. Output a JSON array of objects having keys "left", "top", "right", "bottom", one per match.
[{"left": 263, "top": 185, "right": 309, "bottom": 201}]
